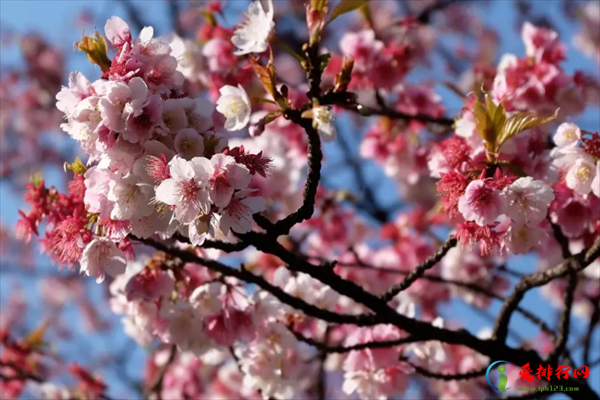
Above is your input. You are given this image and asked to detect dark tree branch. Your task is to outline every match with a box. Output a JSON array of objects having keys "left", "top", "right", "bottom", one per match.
[
  {"left": 292, "top": 329, "right": 419, "bottom": 354},
  {"left": 316, "top": 327, "right": 330, "bottom": 400},
  {"left": 132, "top": 235, "right": 379, "bottom": 327},
  {"left": 380, "top": 237, "right": 457, "bottom": 302},
  {"left": 549, "top": 218, "right": 572, "bottom": 259},
  {"left": 547, "top": 272, "right": 577, "bottom": 364},
  {"left": 144, "top": 345, "right": 176, "bottom": 400},
  {"left": 318, "top": 257, "right": 557, "bottom": 338},
  {"left": 320, "top": 92, "right": 456, "bottom": 129},
  {"left": 415, "top": 0, "right": 458, "bottom": 24},
  {"left": 335, "top": 120, "right": 390, "bottom": 223},
  {"left": 494, "top": 235, "right": 600, "bottom": 342},
  {"left": 268, "top": 119, "right": 323, "bottom": 236},
  {"left": 583, "top": 297, "right": 600, "bottom": 367},
  {"left": 409, "top": 363, "right": 488, "bottom": 381}
]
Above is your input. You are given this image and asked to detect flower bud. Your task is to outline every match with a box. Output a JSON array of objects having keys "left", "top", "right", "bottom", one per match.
[
  {"left": 334, "top": 56, "right": 354, "bottom": 93},
  {"left": 306, "top": 3, "right": 327, "bottom": 46},
  {"left": 75, "top": 30, "right": 111, "bottom": 72}
]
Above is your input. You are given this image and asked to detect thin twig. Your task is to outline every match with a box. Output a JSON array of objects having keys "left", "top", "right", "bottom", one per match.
[
  {"left": 144, "top": 345, "right": 177, "bottom": 400},
  {"left": 494, "top": 235, "right": 600, "bottom": 343},
  {"left": 380, "top": 238, "right": 457, "bottom": 302}
]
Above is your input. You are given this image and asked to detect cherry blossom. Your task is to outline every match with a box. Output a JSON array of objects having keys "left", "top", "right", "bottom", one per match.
[
  {"left": 155, "top": 156, "right": 211, "bottom": 224},
  {"left": 502, "top": 177, "right": 555, "bottom": 225},
  {"left": 566, "top": 157, "right": 596, "bottom": 195},
  {"left": 231, "top": 0, "right": 274, "bottom": 56},
  {"left": 205, "top": 154, "right": 252, "bottom": 208},
  {"left": 216, "top": 84, "right": 251, "bottom": 131},
  {"left": 458, "top": 179, "right": 506, "bottom": 226},
  {"left": 80, "top": 237, "right": 127, "bottom": 283},
  {"left": 219, "top": 190, "right": 266, "bottom": 234}
]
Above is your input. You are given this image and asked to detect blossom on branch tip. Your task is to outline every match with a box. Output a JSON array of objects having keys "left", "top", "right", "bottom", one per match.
[
  {"left": 302, "top": 106, "right": 337, "bottom": 142},
  {"left": 231, "top": 0, "right": 274, "bottom": 56}
]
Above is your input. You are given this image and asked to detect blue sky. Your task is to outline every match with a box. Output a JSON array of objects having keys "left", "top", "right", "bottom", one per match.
[{"left": 0, "top": 1, "right": 598, "bottom": 398}]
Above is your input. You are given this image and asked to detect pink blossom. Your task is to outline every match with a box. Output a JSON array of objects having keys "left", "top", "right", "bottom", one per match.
[
  {"left": 566, "top": 157, "right": 596, "bottom": 194},
  {"left": 124, "top": 264, "right": 175, "bottom": 302},
  {"left": 123, "top": 94, "right": 162, "bottom": 144},
  {"left": 204, "top": 154, "right": 252, "bottom": 208},
  {"left": 573, "top": 2, "right": 600, "bottom": 64},
  {"left": 160, "top": 98, "right": 190, "bottom": 134},
  {"left": 104, "top": 16, "right": 131, "bottom": 48},
  {"left": 458, "top": 180, "right": 506, "bottom": 226},
  {"left": 202, "top": 38, "right": 237, "bottom": 72},
  {"left": 155, "top": 156, "right": 210, "bottom": 224},
  {"left": 107, "top": 173, "right": 155, "bottom": 220},
  {"left": 339, "top": 30, "right": 384, "bottom": 74},
  {"left": 592, "top": 161, "right": 600, "bottom": 198},
  {"left": 174, "top": 128, "right": 205, "bottom": 160},
  {"left": 521, "top": 22, "right": 566, "bottom": 64},
  {"left": 554, "top": 122, "right": 581, "bottom": 148},
  {"left": 219, "top": 190, "right": 266, "bottom": 234},
  {"left": 56, "top": 72, "right": 91, "bottom": 116},
  {"left": 504, "top": 221, "right": 544, "bottom": 254},
  {"left": 502, "top": 177, "right": 554, "bottom": 225},
  {"left": 170, "top": 35, "right": 207, "bottom": 84},
  {"left": 342, "top": 325, "right": 412, "bottom": 400},
  {"left": 159, "top": 300, "right": 209, "bottom": 355},
  {"left": 239, "top": 341, "right": 310, "bottom": 400},
  {"left": 80, "top": 238, "right": 127, "bottom": 283}
]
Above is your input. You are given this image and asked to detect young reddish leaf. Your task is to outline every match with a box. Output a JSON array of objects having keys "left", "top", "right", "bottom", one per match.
[{"left": 248, "top": 50, "right": 282, "bottom": 105}]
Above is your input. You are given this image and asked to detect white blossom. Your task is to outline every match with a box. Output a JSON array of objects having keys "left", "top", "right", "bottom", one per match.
[
  {"left": 216, "top": 85, "right": 251, "bottom": 131},
  {"left": 232, "top": 0, "right": 274, "bottom": 55}
]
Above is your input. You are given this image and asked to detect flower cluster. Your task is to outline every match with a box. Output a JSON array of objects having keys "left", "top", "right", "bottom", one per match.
[
  {"left": 493, "top": 22, "right": 598, "bottom": 116},
  {"left": 17, "top": 17, "right": 271, "bottom": 283}
]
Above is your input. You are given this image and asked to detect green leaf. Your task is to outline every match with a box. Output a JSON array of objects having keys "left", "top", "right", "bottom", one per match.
[
  {"left": 497, "top": 108, "right": 560, "bottom": 149},
  {"left": 472, "top": 94, "right": 495, "bottom": 146},
  {"left": 329, "top": 0, "right": 369, "bottom": 23}
]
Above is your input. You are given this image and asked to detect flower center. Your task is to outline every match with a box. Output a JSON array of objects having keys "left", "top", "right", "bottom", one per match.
[
  {"left": 470, "top": 185, "right": 493, "bottom": 208},
  {"left": 125, "top": 185, "right": 140, "bottom": 203},
  {"left": 181, "top": 178, "right": 199, "bottom": 199},
  {"left": 224, "top": 101, "right": 243, "bottom": 118},
  {"left": 575, "top": 165, "right": 592, "bottom": 181},
  {"left": 181, "top": 140, "right": 196, "bottom": 151}
]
